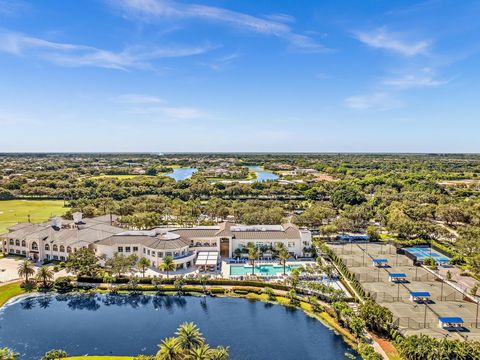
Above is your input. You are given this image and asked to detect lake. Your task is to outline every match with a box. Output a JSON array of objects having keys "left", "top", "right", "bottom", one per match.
[
  {"left": 247, "top": 166, "right": 279, "bottom": 182},
  {"left": 0, "top": 294, "right": 358, "bottom": 359},
  {"left": 164, "top": 167, "right": 197, "bottom": 181}
]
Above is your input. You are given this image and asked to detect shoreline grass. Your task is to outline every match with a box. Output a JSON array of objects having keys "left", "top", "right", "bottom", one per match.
[{"left": 0, "top": 282, "right": 25, "bottom": 307}]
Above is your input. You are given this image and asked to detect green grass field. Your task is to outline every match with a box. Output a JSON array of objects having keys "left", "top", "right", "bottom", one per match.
[
  {"left": 0, "top": 200, "right": 67, "bottom": 235},
  {"left": 0, "top": 282, "right": 25, "bottom": 307}
]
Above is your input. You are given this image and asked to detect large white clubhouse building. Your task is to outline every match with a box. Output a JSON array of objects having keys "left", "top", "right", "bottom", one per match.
[{"left": 1, "top": 213, "right": 312, "bottom": 269}]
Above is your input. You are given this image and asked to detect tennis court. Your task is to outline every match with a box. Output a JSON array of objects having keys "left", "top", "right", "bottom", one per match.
[{"left": 404, "top": 247, "right": 450, "bottom": 263}]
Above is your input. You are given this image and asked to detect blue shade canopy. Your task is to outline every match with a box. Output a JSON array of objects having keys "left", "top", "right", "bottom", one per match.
[
  {"left": 389, "top": 273, "right": 406, "bottom": 277},
  {"left": 438, "top": 317, "right": 464, "bottom": 323},
  {"left": 410, "top": 292, "right": 430, "bottom": 297}
]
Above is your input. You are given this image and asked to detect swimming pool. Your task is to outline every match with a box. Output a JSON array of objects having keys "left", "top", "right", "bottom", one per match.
[
  {"left": 404, "top": 247, "right": 450, "bottom": 263},
  {"left": 230, "top": 264, "right": 300, "bottom": 276}
]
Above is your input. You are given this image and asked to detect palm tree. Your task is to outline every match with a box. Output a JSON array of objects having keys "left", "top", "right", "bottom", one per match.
[
  {"left": 36, "top": 266, "right": 54, "bottom": 288},
  {"left": 247, "top": 242, "right": 259, "bottom": 275},
  {"left": 160, "top": 256, "right": 176, "bottom": 279},
  {"left": 276, "top": 243, "right": 290, "bottom": 275},
  {"left": 210, "top": 346, "right": 229, "bottom": 360},
  {"left": 156, "top": 337, "right": 182, "bottom": 360},
  {"left": 187, "top": 344, "right": 212, "bottom": 360},
  {"left": 17, "top": 260, "right": 35, "bottom": 283},
  {"left": 175, "top": 322, "right": 205, "bottom": 351},
  {"left": 137, "top": 257, "right": 151, "bottom": 277}
]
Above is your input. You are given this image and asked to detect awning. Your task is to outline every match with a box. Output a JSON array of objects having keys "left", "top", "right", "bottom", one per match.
[
  {"left": 439, "top": 317, "right": 464, "bottom": 324},
  {"left": 410, "top": 291, "right": 431, "bottom": 297},
  {"left": 195, "top": 251, "right": 219, "bottom": 266},
  {"left": 373, "top": 259, "right": 388, "bottom": 263}
]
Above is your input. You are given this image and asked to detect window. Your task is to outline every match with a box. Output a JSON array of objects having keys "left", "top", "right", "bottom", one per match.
[
  {"left": 125, "top": 247, "right": 131, "bottom": 253},
  {"left": 60, "top": 245, "right": 65, "bottom": 252},
  {"left": 166, "top": 252, "right": 172, "bottom": 257},
  {"left": 21, "top": 240, "right": 26, "bottom": 247},
  {"left": 53, "top": 244, "right": 58, "bottom": 252},
  {"left": 21, "top": 250, "right": 26, "bottom": 255},
  {"left": 16, "top": 250, "right": 20, "bottom": 254},
  {"left": 45, "top": 244, "right": 50, "bottom": 251},
  {"left": 46, "top": 254, "right": 50, "bottom": 260},
  {"left": 147, "top": 250, "right": 150, "bottom": 255},
  {"left": 9, "top": 239, "right": 13, "bottom": 245},
  {"left": 118, "top": 247, "right": 123, "bottom": 252},
  {"left": 143, "top": 248, "right": 146, "bottom": 254},
  {"left": 60, "top": 256, "right": 65, "bottom": 261},
  {"left": 15, "top": 240, "right": 20, "bottom": 246},
  {"left": 32, "top": 242, "right": 38, "bottom": 251},
  {"left": 158, "top": 252, "right": 163, "bottom": 258},
  {"left": 9, "top": 249, "right": 14, "bottom": 253},
  {"left": 67, "top": 246, "right": 72, "bottom": 253},
  {"left": 53, "top": 255, "right": 58, "bottom": 260},
  {"left": 288, "top": 242, "right": 295, "bottom": 248},
  {"left": 133, "top": 246, "right": 138, "bottom": 252}
]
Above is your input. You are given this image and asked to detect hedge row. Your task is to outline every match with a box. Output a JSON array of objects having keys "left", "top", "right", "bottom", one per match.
[
  {"left": 322, "top": 247, "right": 369, "bottom": 301},
  {"left": 78, "top": 276, "right": 291, "bottom": 289}
]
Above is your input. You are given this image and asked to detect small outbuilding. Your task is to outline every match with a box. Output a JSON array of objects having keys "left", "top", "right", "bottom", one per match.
[
  {"left": 388, "top": 273, "right": 407, "bottom": 283},
  {"left": 438, "top": 316, "right": 464, "bottom": 329},
  {"left": 409, "top": 291, "right": 431, "bottom": 302},
  {"left": 372, "top": 259, "right": 389, "bottom": 267}
]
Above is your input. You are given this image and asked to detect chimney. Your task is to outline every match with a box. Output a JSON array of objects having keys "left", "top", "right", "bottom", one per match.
[
  {"left": 52, "top": 217, "right": 63, "bottom": 229},
  {"left": 73, "top": 212, "right": 83, "bottom": 224}
]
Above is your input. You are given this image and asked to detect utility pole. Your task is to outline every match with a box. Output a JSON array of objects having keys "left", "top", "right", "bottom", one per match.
[{"left": 440, "top": 281, "right": 444, "bottom": 301}]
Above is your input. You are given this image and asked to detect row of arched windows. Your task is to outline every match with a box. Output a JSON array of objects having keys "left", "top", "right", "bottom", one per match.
[
  {"left": 9, "top": 239, "right": 72, "bottom": 253},
  {"left": 10, "top": 239, "right": 27, "bottom": 247}
]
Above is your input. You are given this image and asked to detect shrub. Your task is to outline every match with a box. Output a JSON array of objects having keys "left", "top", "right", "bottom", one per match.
[
  {"left": 41, "top": 349, "right": 68, "bottom": 360},
  {"left": 54, "top": 276, "right": 74, "bottom": 292},
  {"left": 358, "top": 342, "right": 382, "bottom": 360},
  {"left": 263, "top": 286, "right": 276, "bottom": 301}
]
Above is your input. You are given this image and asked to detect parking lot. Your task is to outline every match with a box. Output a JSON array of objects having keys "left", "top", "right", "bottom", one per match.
[{"left": 329, "top": 242, "right": 480, "bottom": 340}]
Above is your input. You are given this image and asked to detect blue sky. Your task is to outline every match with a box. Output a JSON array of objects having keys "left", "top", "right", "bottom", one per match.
[{"left": 0, "top": 0, "right": 479, "bottom": 152}]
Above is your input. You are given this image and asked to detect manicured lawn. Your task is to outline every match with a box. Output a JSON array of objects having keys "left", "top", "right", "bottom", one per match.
[
  {"left": 0, "top": 282, "right": 25, "bottom": 307},
  {"left": 0, "top": 200, "right": 67, "bottom": 234}
]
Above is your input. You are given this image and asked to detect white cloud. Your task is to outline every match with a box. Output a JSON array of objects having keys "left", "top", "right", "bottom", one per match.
[
  {"left": 344, "top": 92, "right": 402, "bottom": 111},
  {"left": 383, "top": 69, "right": 449, "bottom": 89},
  {"left": 115, "top": 93, "right": 208, "bottom": 120},
  {"left": 113, "top": 94, "right": 165, "bottom": 104},
  {"left": 354, "top": 27, "right": 430, "bottom": 56},
  {"left": 112, "top": 0, "right": 330, "bottom": 53},
  {"left": 0, "top": 30, "right": 216, "bottom": 70}
]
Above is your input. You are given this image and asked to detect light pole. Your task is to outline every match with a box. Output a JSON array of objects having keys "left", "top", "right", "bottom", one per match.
[
  {"left": 415, "top": 266, "right": 418, "bottom": 281},
  {"left": 424, "top": 302, "right": 428, "bottom": 328},
  {"left": 397, "top": 282, "right": 400, "bottom": 301},
  {"left": 440, "top": 281, "right": 444, "bottom": 301},
  {"left": 476, "top": 297, "right": 479, "bottom": 329}
]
